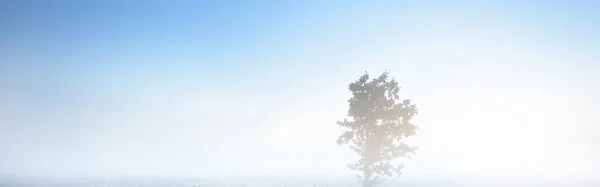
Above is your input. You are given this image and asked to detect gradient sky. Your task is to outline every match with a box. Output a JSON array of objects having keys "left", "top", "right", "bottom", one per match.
[{"left": 1, "top": 0, "right": 599, "bottom": 181}]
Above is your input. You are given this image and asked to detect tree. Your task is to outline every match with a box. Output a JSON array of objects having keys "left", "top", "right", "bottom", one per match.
[{"left": 336, "top": 71, "right": 418, "bottom": 187}]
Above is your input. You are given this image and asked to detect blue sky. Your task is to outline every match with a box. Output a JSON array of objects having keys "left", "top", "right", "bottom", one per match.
[{"left": 1, "top": 0, "right": 599, "bottom": 181}]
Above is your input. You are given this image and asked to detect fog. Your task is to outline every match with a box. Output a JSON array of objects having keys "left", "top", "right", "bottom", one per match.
[{"left": 1, "top": 1, "right": 599, "bottom": 186}]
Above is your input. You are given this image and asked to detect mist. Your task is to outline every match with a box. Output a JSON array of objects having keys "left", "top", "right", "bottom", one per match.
[{"left": 1, "top": 1, "right": 599, "bottom": 186}]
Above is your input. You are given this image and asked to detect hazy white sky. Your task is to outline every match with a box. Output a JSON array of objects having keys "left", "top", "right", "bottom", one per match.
[{"left": 1, "top": 1, "right": 599, "bottom": 181}]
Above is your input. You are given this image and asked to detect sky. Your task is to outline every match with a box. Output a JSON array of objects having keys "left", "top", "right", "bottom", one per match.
[{"left": 1, "top": 0, "right": 599, "bottom": 182}]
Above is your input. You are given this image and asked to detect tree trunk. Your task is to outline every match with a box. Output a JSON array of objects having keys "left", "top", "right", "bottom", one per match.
[{"left": 363, "top": 164, "right": 373, "bottom": 187}]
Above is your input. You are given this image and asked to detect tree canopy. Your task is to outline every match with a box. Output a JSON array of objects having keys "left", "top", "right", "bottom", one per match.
[{"left": 337, "top": 71, "right": 418, "bottom": 187}]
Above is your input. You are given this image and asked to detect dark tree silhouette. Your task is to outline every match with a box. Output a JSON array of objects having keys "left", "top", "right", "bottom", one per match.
[{"left": 337, "top": 71, "right": 418, "bottom": 187}]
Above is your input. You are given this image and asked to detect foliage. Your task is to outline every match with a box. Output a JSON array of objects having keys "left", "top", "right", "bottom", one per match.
[{"left": 336, "top": 71, "right": 418, "bottom": 187}]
